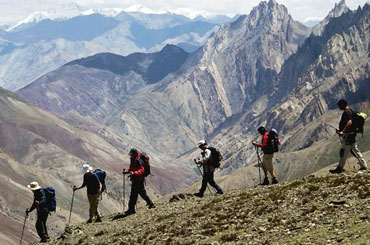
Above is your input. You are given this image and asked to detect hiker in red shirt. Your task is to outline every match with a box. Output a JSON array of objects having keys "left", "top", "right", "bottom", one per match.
[
  {"left": 253, "top": 126, "right": 279, "bottom": 185},
  {"left": 122, "top": 148, "right": 155, "bottom": 215}
]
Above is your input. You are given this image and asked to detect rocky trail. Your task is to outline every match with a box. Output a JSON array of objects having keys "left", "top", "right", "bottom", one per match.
[{"left": 35, "top": 171, "right": 370, "bottom": 244}]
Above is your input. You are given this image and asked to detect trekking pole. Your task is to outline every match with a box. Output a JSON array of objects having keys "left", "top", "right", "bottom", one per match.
[
  {"left": 254, "top": 146, "right": 262, "bottom": 185},
  {"left": 20, "top": 210, "right": 28, "bottom": 245},
  {"left": 68, "top": 187, "right": 75, "bottom": 225},
  {"left": 122, "top": 169, "right": 126, "bottom": 212},
  {"left": 194, "top": 160, "right": 213, "bottom": 195}
]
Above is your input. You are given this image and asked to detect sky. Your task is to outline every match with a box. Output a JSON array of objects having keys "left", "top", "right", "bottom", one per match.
[{"left": 0, "top": 0, "right": 369, "bottom": 25}]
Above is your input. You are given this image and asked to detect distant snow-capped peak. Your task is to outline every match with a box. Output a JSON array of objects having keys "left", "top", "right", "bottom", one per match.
[
  {"left": 7, "top": 3, "right": 123, "bottom": 31},
  {"left": 123, "top": 4, "right": 233, "bottom": 19}
]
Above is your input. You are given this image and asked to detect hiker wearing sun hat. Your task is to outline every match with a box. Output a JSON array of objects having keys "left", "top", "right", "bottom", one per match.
[
  {"left": 26, "top": 181, "right": 50, "bottom": 243},
  {"left": 73, "top": 163, "right": 102, "bottom": 223}
]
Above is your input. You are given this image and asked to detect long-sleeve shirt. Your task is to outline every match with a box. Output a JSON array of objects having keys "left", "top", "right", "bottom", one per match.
[
  {"left": 29, "top": 189, "right": 48, "bottom": 213},
  {"left": 197, "top": 148, "right": 214, "bottom": 173},
  {"left": 127, "top": 154, "right": 145, "bottom": 182}
]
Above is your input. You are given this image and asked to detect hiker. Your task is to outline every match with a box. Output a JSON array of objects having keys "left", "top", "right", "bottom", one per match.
[
  {"left": 122, "top": 148, "right": 155, "bottom": 215},
  {"left": 193, "top": 140, "right": 224, "bottom": 197},
  {"left": 26, "top": 182, "right": 50, "bottom": 243},
  {"left": 73, "top": 164, "right": 102, "bottom": 223},
  {"left": 329, "top": 99, "right": 368, "bottom": 173},
  {"left": 252, "top": 126, "right": 279, "bottom": 185}
]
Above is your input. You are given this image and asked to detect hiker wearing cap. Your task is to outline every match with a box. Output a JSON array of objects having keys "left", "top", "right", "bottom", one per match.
[
  {"left": 73, "top": 164, "right": 102, "bottom": 223},
  {"left": 194, "top": 140, "right": 223, "bottom": 197},
  {"left": 26, "top": 182, "right": 49, "bottom": 243},
  {"left": 329, "top": 99, "right": 368, "bottom": 174},
  {"left": 122, "top": 148, "right": 155, "bottom": 215},
  {"left": 253, "top": 126, "right": 279, "bottom": 185}
]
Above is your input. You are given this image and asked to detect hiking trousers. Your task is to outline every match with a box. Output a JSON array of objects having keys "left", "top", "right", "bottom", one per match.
[
  {"left": 36, "top": 211, "right": 49, "bottom": 240},
  {"left": 199, "top": 171, "right": 223, "bottom": 195},
  {"left": 128, "top": 181, "right": 153, "bottom": 211},
  {"left": 87, "top": 192, "right": 101, "bottom": 220},
  {"left": 338, "top": 138, "right": 367, "bottom": 170}
]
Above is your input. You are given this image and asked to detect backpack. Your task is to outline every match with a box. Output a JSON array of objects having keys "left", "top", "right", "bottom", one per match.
[
  {"left": 139, "top": 152, "right": 151, "bottom": 177},
  {"left": 265, "top": 129, "right": 280, "bottom": 154},
  {"left": 42, "top": 187, "right": 56, "bottom": 212},
  {"left": 351, "top": 110, "right": 367, "bottom": 134},
  {"left": 93, "top": 169, "right": 106, "bottom": 193},
  {"left": 208, "top": 147, "right": 223, "bottom": 168}
]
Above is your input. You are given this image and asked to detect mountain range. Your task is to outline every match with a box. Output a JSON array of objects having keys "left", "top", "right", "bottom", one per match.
[
  {"left": 0, "top": 7, "right": 235, "bottom": 91},
  {"left": 1, "top": 0, "right": 370, "bottom": 244}
]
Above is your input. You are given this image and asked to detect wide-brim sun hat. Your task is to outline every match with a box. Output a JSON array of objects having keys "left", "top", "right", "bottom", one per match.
[
  {"left": 82, "top": 163, "right": 93, "bottom": 173},
  {"left": 27, "top": 181, "right": 41, "bottom": 191}
]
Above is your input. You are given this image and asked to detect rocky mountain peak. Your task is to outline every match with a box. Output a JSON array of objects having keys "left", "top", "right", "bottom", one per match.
[{"left": 329, "top": 0, "right": 350, "bottom": 18}]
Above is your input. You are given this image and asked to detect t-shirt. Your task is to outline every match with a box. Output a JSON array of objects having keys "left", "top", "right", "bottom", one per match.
[
  {"left": 82, "top": 173, "right": 100, "bottom": 195},
  {"left": 339, "top": 109, "right": 354, "bottom": 132}
]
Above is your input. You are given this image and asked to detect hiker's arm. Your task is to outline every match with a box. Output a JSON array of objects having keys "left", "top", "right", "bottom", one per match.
[
  {"left": 74, "top": 175, "right": 87, "bottom": 190},
  {"left": 341, "top": 119, "right": 352, "bottom": 134},
  {"left": 255, "top": 135, "right": 268, "bottom": 148},
  {"left": 28, "top": 201, "right": 37, "bottom": 213},
  {"left": 131, "top": 165, "right": 145, "bottom": 176},
  {"left": 197, "top": 149, "right": 211, "bottom": 165}
]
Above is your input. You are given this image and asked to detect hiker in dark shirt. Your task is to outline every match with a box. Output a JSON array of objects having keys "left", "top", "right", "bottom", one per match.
[
  {"left": 122, "top": 148, "right": 155, "bottom": 216},
  {"left": 329, "top": 99, "right": 368, "bottom": 173},
  {"left": 74, "top": 164, "right": 102, "bottom": 223},
  {"left": 26, "top": 182, "right": 49, "bottom": 243}
]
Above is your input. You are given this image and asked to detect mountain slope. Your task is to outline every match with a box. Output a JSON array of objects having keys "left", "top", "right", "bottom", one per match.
[
  {"left": 41, "top": 172, "right": 370, "bottom": 244},
  {"left": 0, "top": 87, "right": 195, "bottom": 244},
  {"left": 17, "top": 45, "right": 189, "bottom": 125}
]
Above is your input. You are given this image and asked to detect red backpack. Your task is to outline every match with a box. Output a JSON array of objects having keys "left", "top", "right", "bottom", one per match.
[{"left": 139, "top": 152, "right": 151, "bottom": 177}]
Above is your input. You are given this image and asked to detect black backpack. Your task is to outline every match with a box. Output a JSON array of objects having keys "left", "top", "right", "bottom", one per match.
[
  {"left": 208, "top": 147, "right": 223, "bottom": 168},
  {"left": 265, "top": 129, "right": 280, "bottom": 154},
  {"left": 94, "top": 169, "right": 106, "bottom": 193},
  {"left": 350, "top": 110, "right": 367, "bottom": 134},
  {"left": 139, "top": 152, "right": 151, "bottom": 177},
  {"left": 42, "top": 187, "right": 56, "bottom": 212}
]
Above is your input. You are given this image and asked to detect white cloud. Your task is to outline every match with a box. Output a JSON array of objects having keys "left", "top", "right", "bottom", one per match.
[{"left": 0, "top": 0, "right": 369, "bottom": 25}]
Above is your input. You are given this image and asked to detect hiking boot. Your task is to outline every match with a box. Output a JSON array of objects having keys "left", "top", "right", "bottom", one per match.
[
  {"left": 262, "top": 177, "right": 269, "bottom": 185},
  {"left": 148, "top": 203, "right": 155, "bottom": 209},
  {"left": 87, "top": 219, "right": 93, "bottom": 223},
  {"left": 216, "top": 190, "right": 224, "bottom": 195},
  {"left": 95, "top": 217, "right": 102, "bottom": 222},
  {"left": 329, "top": 167, "right": 344, "bottom": 174},
  {"left": 124, "top": 209, "right": 136, "bottom": 216},
  {"left": 272, "top": 177, "right": 278, "bottom": 185},
  {"left": 40, "top": 238, "right": 49, "bottom": 243},
  {"left": 193, "top": 192, "right": 203, "bottom": 198}
]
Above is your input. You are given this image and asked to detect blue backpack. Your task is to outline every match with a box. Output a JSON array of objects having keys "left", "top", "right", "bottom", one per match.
[
  {"left": 94, "top": 169, "right": 106, "bottom": 192},
  {"left": 43, "top": 187, "right": 56, "bottom": 212}
]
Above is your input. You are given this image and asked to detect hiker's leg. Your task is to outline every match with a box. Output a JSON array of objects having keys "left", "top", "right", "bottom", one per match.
[
  {"left": 138, "top": 181, "right": 153, "bottom": 205},
  {"left": 128, "top": 182, "right": 139, "bottom": 211},
  {"left": 91, "top": 193, "right": 100, "bottom": 218},
  {"left": 338, "top": 144, "right": 351, "bottom": 170},
  {"left": 41, "top": 212, "right": 49, "bottom": 239},
  {"left": 207, "top": 171, "right": 223, "bottom": 193},
  {"left": 351, "top": 143, "right": 368, "bottom": 169},
  {"left": 263, "top": 154, "right": 274, "bottom": 178},
  {"left": 87, "top": 194, "right": 95, "bottom": 220},
  {"left": 36, "top": 212, "right": 48, "bottom": 240},
  {"left": 198, "top": 173, "right": 209, "bottom": 195}
]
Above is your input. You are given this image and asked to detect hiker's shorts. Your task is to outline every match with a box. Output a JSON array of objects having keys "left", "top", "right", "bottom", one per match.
[{"left": 262, "top": 154, "right": 274, "bottom": 172}]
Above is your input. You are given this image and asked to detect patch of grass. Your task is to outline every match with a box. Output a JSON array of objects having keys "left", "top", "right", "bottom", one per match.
[{"left": 220, "top": 232, "right": 238, "bottom": 242}]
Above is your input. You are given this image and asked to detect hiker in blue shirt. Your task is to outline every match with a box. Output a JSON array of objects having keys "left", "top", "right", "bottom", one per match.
[{"left": 26, "top": 182, "right": 49, "bottom": 243}]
